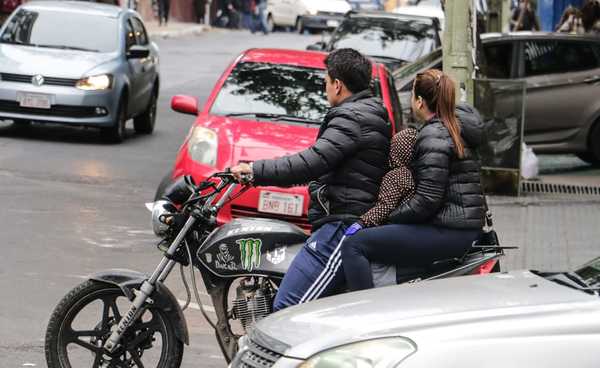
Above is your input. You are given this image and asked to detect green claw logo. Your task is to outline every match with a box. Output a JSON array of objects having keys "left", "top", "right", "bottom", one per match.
[{"left": 237, "top": 238, "right": 262, "bottom": 271}]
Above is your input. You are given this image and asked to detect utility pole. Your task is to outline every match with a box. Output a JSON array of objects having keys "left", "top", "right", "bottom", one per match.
[{"left": 442, "top": 0, "right": 475, "bottom": 104}]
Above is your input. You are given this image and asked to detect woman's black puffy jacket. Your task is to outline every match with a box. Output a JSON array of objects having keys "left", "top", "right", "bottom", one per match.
[{"left": 388, "top": 103, "right": 485, "bottom": 229}]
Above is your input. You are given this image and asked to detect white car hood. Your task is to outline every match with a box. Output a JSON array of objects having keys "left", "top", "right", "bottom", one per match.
[
  {"left": 0, "top": 43, "right": 116, "bottom": 78},
  {"left": 256, "top": 271, "right": 599, "bottom": 359}
]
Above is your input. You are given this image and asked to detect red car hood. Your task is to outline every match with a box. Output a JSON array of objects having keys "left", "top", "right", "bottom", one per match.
[{"left": 201, "top": 114, "right": 319, "bottom": 167}]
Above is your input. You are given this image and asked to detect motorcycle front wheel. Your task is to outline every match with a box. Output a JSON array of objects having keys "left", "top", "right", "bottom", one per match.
[{"left": 45, "top": 280, "right": 183, "bottom": 368}]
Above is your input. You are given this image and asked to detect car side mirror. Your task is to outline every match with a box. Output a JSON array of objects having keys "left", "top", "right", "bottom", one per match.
[
  {"left": 306, "top": 42, "right": 326, "bottom": 51},
  {"left": 171, "top": 95, "right": 198, "bottom": 116},
  {"left": 127, "top": 45, "right": 150, "bottom": 59}
]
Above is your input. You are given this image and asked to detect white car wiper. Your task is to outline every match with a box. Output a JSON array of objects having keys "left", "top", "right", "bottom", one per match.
[{"left": 225, "top": 112, "right": 321, "bottom": 124}]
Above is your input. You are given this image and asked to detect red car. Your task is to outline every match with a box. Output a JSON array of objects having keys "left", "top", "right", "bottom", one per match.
[{"left": 158, "top": 48, "right": 404, "bottom": 232}]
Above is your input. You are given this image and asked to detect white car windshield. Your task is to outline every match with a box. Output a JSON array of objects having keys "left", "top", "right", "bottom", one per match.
[{"left": 0, "top": 8, "right": 118, "bottom": 53}]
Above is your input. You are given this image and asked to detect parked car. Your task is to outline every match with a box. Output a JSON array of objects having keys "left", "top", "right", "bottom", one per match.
[
  {"left": 307, "top": 11, "right": 442, "bottom": 71},
  {"left": 393, "top": 33, "right": 600, "bottom": 163},
  {"left": 394, "top": 2, "right": 445, "bottom": 30},
  {"left": 266, "top": 0, "right": 351, "bottom": 33},
  {"left": 0, "top": 1, "right": 159, "bottom": 142},
  {"left": 157, "top": 48, "right": 403, "bottom": 232},
  {"left": 230, "top": 256, "right": 600, "bottom": 368},
  {"left": 347, "top": 0, "right": 384, "bottom": 11}
]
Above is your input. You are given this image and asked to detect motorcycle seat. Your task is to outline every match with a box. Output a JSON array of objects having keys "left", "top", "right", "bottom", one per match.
[{"left": 372, "top": 230, "right": 501, "bottom": 288}]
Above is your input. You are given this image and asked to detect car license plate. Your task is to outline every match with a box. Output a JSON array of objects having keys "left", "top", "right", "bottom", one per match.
[
  {"left": 327, "top": 20, "right": 340, "bottom": 27},
  {"left": 258, "top": 191, "right": 304, "bottom": 217},
  {"left": 18, "top": 92, "right": 51, "bottom": 109}
]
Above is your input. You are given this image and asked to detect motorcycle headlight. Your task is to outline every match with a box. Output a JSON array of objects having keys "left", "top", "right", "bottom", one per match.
[
  {"left": 299, "top": 338, "right": 416, "bottom": 368},
  {"left": 151, "top": 200, "right": 176, "bottom": 236},
  {"left": 187, "top": 126, "right": 218, "bottom": 166},
  {"left": 76, "top": 74, "right": 113, "bottom": 90}
]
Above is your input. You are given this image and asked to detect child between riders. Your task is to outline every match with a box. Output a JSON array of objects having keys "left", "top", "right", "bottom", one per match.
[{"left": 351, "top": 128, "right": 417, "bottom": 230}]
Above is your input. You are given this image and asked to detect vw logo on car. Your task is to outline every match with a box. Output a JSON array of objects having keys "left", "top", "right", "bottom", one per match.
[{"left": 31, "top": 75, "right": 45, "bottom": 87}]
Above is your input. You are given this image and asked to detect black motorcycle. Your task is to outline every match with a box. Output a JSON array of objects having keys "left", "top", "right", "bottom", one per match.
[{"left": 45, "top": 171, "right": 507, "bottom": 367}]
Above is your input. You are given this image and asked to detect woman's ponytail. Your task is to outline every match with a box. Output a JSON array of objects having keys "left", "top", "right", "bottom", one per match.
[{"left": 435, "top": 74, "right": 465, "bottom": 159}]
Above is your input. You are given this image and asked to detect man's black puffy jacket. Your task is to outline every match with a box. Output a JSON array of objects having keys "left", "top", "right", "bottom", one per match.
[
  {"left": 389, "top": 103, "right": 485, "bottom": 229},
  {"left": 252, "top": 90, "right": 391, "bottom": 230}
]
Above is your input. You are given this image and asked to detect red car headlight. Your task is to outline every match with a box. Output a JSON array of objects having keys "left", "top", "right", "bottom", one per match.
[{"left": 187, "top": 126, "right": 218, "bottom": 166}]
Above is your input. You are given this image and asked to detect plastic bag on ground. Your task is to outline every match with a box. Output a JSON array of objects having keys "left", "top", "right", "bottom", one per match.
[{"left": 521, "top": 143, "right": 539, "bottom": 179}]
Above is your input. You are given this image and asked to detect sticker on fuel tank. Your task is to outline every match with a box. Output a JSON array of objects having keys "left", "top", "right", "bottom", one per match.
[
  {"left": 214, "top": 243, "right": 237, "bottom": 270},
  {"left": 266, "top": 246, "right": 286, "bottom": 265},
  {"left": 237, "top": 238, "right": 262, "bottom": 271}
]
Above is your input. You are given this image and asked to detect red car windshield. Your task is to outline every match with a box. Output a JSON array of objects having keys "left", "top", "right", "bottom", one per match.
[{"left": 210, "top": 62, "right": 330, "bottom": 124}]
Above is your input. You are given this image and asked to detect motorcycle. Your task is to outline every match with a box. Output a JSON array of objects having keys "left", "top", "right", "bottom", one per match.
[{"left": 45, "top": 171, "right": 509, "bottom": 367}]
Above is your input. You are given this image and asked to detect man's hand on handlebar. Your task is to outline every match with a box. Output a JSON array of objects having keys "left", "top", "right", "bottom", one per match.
[{"left": 230, "top": 163, "right": 254, "bottom": 185}]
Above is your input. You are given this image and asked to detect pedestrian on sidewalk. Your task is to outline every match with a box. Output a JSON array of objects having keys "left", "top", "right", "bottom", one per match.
[
  {"left": 581, "top": 0, "right": 600, "bottom": 34},
  {"left": 240, "top": 0, "right": 255, "bottom": 32},
  {"left": 157, "top": 0, "right": 170, "bottom": 26},
  {"left": 556, "top": 6, "right": 585, "bottom": 34},
  {"left": 194, "top": 0, "right": 206, "bottom": 24},
  {"left": 510, "top": 0, "right": 540, "bottom": 31},
  {"left": 254, "top": 0, "right": 269, "bottom": 34}
]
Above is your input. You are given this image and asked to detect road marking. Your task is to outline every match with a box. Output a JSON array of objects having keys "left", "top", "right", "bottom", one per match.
[{"left": 177, "top": 299, "right": 216, "bottom": 313}]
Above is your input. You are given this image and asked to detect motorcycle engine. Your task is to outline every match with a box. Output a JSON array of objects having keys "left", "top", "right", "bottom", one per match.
[{"left": 232, "top": 278, "right": 276, "bottom": 332}]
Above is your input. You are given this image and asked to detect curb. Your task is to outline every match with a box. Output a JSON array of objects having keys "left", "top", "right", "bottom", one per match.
[
  {"left": 488, "top": 194, "right": 600, "bottom": 207},
  {"left": 148, "top": 25, "right": 210, "bottom": 39}
]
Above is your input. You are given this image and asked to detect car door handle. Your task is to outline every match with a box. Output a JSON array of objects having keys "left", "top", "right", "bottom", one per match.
[{"left": 583, "top": 76, "right": 600, "bottom": 84}]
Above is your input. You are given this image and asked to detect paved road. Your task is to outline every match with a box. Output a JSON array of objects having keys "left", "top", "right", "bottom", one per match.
[
  {"left": 1, "top": 27, "right": 599, "bottom": 368},
  {"left": 0, "top": 29, "right": 320, "bottom": 368}
]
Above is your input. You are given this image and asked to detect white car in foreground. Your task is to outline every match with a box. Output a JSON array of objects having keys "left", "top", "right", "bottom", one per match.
[
  {"left": 230, "top": 257, "right": 600, "bottom": 368},
  {"left": 267, "top": 0, "right": 352, "bottom": 33}
]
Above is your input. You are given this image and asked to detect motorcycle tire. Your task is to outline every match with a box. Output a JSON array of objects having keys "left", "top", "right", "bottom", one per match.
[{"left": 45, "top": 280, "right": 183, "bottom": 368}]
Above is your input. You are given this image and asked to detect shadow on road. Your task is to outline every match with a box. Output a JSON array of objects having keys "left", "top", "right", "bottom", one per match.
[{"left": 0, "top": 120, "right": 152, "bottom": 145}]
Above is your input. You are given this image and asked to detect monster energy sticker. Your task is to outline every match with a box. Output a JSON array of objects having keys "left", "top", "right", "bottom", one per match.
[{"left": 237, "top": 238, "right": 262, "bottom": 271}]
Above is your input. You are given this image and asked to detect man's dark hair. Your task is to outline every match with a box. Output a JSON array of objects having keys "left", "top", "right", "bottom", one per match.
[{"left": 324, "top": 48, "right": 372, "bottom": 94}]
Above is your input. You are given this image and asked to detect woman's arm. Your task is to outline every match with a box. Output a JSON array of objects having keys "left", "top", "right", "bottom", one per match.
[
  {"left": 360, "top": 168, "right": 414, "bottom": 227},
  {"left": 388, "top": 125, "right": 452, "bottom": 224}
]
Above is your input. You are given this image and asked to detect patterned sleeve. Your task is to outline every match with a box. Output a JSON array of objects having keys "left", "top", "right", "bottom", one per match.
[{"left": 361, "top": 167, "right": 414, "bottom": 227}]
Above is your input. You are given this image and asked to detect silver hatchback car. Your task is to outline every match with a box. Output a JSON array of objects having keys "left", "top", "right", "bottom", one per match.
[
  {"left": 0, "top": 1, "right": 159, "bottom": 142},
  {"left": 231, "top": 257, "right": 600, "bottom": 368}
]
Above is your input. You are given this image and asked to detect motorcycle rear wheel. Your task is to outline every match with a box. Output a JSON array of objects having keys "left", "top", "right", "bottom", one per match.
[{"left": 45, "top": 280, "right": 183, "bottom": 368}]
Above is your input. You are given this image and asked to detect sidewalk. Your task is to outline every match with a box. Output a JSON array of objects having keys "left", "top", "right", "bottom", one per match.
[
  {"left": 145, "top": 21, "right": 209, "bottom": 39},
  {"left": 489, "top": 194, "right": 600, "bottom": 273}
]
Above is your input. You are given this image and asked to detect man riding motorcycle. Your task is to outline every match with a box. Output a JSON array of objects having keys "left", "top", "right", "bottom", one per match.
[{"left": 231, "top": 48, "right": 391, "bottom": 310}]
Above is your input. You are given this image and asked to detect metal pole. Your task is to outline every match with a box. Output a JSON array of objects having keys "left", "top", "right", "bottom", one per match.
[{"left": 442, "top": 0, "right": 475, "bottom": 104}]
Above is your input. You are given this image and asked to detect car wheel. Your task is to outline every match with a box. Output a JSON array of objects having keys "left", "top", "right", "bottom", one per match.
[
  {"left": 577, "top": 122, "right": 600, "bottom": 165},
  {"left": 134, "top": 87, "right": 157, "bottom": 135},
  {"left": 576, "top": 152, "right": 598, "bottom": 165},
  {"left": 267, "top": 14, "right": 275, "bottom": 33},
  {"left": 296, "top": 17, "right": 304, "bottom": 34},
  {"left": 101, "top": 98, "right": 127, "bottom": 143}
]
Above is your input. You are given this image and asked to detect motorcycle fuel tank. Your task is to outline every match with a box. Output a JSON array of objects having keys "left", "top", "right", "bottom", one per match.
[{"left": 196, "top": 218, "right": 308, "bottom": 278}]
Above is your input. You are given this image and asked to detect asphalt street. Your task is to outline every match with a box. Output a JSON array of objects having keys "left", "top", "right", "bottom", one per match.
[
  {"left": 0, "top": 29, "right": 321, "bottom": 368},
  {"left": 1, "top": 28, "right": 599, "bottom": 368}
]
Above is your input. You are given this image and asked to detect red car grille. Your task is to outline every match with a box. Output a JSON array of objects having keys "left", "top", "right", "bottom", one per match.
[{"left": 231, "top": 205, "right": 312, "bottom": 233}]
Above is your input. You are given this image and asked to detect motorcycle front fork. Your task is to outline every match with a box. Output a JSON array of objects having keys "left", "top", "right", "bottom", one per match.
[{"left": 98, "top": 216, "right": 198, "bottom": 367}]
